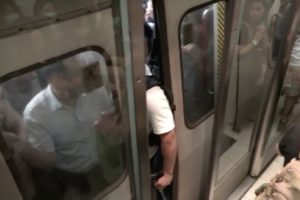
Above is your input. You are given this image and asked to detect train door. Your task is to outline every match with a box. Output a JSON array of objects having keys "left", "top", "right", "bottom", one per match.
[
  {"left": 0, "top": 1, "right": 151, "bottom": 200},
  {"left": 207, "top": 0, "right": 300, "bottom": 200},
  {"left": 250, "top": 0, "right": 300, "bottom": 177},
  {"left": 154, "top": 0, "right": 225, "bottom": 199}
]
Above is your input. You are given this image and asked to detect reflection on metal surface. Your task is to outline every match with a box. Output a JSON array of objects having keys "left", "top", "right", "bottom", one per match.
[{"left": 216, "top": 0, "right": 275, "bottom": 183}]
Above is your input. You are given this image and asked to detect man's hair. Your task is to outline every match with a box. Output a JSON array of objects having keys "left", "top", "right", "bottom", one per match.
[{"left": 39, "top": 61, "right": 65, "bottom": 79}]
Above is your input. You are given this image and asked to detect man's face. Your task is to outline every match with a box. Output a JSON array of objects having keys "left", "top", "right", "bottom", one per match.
[{"left": 60, "top": 58, "right": 85, "bottom": 98}]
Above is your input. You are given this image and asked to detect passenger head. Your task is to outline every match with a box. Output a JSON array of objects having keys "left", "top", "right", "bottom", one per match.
[
  {"left": 33, "top": 0, "right": 58, "bottom": 18},
  {"left": 246, "top": 0, "right": 267, "bottom": 25},
  {"left": 43, "top": 56, "right": 85, "bottom": 98},
  {"left": 145, "top": 1, "right": 154, "bottom": 23},
  {"left": 0, "top": 0, "right": 22, "bottom": 25}
]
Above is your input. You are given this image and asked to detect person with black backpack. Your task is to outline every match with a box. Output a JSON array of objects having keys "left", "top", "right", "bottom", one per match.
[{"left": 144, "top": 23, "right": 177, "bottom": 200}]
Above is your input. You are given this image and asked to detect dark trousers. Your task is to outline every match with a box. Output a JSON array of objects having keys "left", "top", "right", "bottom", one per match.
[
  {"left": 32, "top": 168, "right": 90, "bottom": 200},
  {"left": 150, "top": 150, "right": 172, "bottom": 200}
]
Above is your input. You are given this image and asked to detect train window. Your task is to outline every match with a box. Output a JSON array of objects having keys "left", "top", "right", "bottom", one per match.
[
  {"left": 179, "top": 3, "right": 222, "bottom": 127},
  {"left": 0, "top": 50, "right": 126, "bottom": 199}
]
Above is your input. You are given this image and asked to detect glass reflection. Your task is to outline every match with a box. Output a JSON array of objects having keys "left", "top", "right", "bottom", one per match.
[
  {"left": 180, "top": 5, "right": 215, "bottom": 126},
  {"left": 217, "top": 0, "right": 272, "bottom": 181},
  {"left": 233, "top": 0, "right": 268, "bottom": 131},
  {"left": 0, "top": 51, "right": 126, "bottom": 200},
  {"left": 0, "top": 0, "right": 23, "bottom": 28}
]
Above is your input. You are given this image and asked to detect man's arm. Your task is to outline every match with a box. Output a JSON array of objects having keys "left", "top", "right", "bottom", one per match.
[
  {"left": 2, "top": 99, "right": 26, "bottom": 140},
  {"left": 154, "top": 129, "right": 177, "bottom": 190}
]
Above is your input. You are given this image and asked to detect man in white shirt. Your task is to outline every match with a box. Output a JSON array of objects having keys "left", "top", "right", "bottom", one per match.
[
  {"left": 23, "top": 53, "right": 115, "bottom": 199},
  {"left": 145, "top": 23, "right": 177, "bottom": 196}
]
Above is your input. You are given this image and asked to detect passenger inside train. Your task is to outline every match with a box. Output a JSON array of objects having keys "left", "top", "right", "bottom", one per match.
[
  {"left": 144, "top": 4, "right": 177, "bottom": 199},
  {"left": 1, "top": 0, "right": 300, "bottom": 200},
  {"left": 1, "top": 50, "right": 125, "bottom": 200},
  {"left": 233, "top": 0, "right": 269, "bottom": 132}
]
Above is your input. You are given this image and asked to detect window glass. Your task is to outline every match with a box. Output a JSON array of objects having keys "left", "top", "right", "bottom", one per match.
[
  {"left": 179, "top": 4, "right": 218, "bottom": 127},
  {"left": 0, "top": 50, "right": 126, "bottom": 199},
  {"left": 216, "top": 0, "right": 282, "bottom": 182}
]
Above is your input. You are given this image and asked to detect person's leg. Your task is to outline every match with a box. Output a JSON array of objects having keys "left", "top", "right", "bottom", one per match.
[{"left": 31, "top": 168, "right": 64, "bottom": 200}]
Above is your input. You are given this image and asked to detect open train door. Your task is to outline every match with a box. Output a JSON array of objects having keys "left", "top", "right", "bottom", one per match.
[
  {"left": 153, "top": 0, "right": 226, "bottom": 199},
  {"left": 0, "top": 0, "right": 152, "bottom": 200}
]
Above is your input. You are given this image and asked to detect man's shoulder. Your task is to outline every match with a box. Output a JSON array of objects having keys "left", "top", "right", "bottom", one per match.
[{"left": 23, "top": 89, "right": 49, "bottom": 117}]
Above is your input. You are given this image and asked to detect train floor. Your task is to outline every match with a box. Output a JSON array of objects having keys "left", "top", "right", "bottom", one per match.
[{"left": 227, "top": 156, "right": 284, "bottom": 200}]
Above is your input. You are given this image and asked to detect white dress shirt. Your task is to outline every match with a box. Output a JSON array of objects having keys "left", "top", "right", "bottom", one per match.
[{"left": 23, "top": 85, "right": 113, "bottom": 173}]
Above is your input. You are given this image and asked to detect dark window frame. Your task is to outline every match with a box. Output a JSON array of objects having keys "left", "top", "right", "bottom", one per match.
[{"left": 178, "top": 2, "right": 222, "bottom": 129}]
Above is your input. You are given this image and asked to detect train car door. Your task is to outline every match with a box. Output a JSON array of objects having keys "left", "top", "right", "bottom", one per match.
[
  {"left": 159, "top": 0, "right": 300, "bottom": 199},
  {"left": 154, "top": 0, "right": 225, "bottom": 199},
  {"left": 0, "top": 0, "right": 151, "bottom": 200},
  {"left": 207, "top": 0, "right": 300, "bottom": 200}
]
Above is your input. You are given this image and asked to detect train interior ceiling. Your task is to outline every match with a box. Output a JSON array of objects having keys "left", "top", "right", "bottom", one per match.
[{"left": 0, "top": 0, "right": 300, "bottom": 200}]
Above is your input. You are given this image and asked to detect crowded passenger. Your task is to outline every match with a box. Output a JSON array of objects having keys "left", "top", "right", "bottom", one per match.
[
  {"left": 254, "top": 159, "right": 300, "bottom": 200},
  {"left": 233, "top": 0, "right": 269, "bottom": 131},
  {"left": 22, "top": 52, "right": 119, "bottom": 199},
  {"left": 181, "top": 8, "right": 214, "bottom": 124},
  {"left": 0, "top": 87, "right": 35, "bottom": 200},
  {"left": 145, "top": 23, "right": 177, "bottom": 200}
]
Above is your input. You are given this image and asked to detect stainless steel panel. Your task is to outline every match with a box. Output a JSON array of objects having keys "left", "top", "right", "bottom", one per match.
[
  {"left": 127, "top": 0, "right": 151, "bottom": 199},
  {"left": 213, "top": 156, "right": 250, "bottom": 200}
]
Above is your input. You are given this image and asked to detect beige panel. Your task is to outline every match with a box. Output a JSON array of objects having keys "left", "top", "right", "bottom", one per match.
[
  {"left": 100, "top": 176, "right": 131, "bottom": 200},
  {"left": 0, "top": 9, "right": 116, "bottom": 76},
  {"left": 0, "top": 153, "right": 22, "bottom": 200},
  {"left": 163, "top": 0, "right": 214, "bottom": 199}
]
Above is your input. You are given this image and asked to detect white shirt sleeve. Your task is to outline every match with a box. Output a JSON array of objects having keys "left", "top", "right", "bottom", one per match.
[
  {"left": 146, "top": 86, "right": 175, "bottom": 135},
  {"left": 24, "top": 113, "right": 55, "bottom": 153}
]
